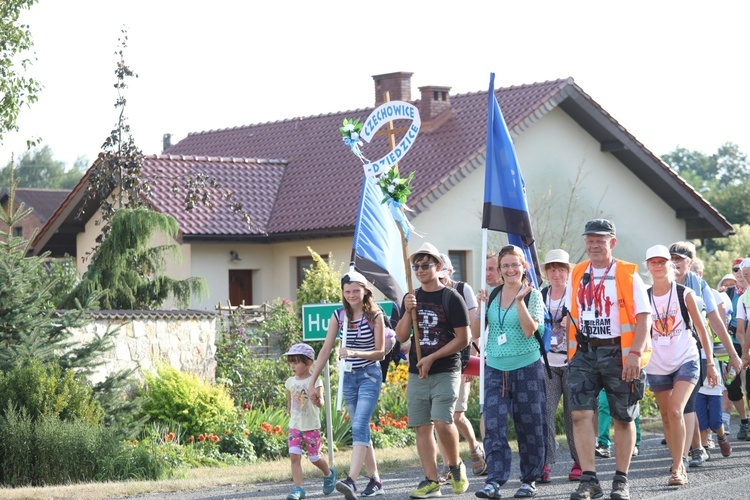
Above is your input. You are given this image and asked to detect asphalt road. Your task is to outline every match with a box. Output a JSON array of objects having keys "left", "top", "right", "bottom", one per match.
[{"left": 121, "top": 422, "right": 750, "bottom": 500}]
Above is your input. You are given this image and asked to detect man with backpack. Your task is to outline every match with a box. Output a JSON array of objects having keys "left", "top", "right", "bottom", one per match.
[
  {"left": 395, "top": 242, "right": 471, "bottom": 498},
  {"left": 435, "top": 253, "right": 486, "bottom": 480}
]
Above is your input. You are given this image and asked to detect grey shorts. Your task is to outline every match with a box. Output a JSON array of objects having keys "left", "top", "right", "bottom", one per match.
[
  {"left": 455, "top": 378, "right": 471, "bottom": 413},
  {"left": 406, "top": 371, "right": 461, "bottom": 427},
  {"left": 566, "top": 345, "right": 645, "bottom": 423}
]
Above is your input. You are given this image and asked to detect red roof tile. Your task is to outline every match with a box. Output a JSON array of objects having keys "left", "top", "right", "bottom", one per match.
[
  {"left": 144, "top": 155, "right": 286, "bottom": 236},
  {"left": 165, "top": 79, "right": 572, "bottom": 235},
  {"left": 2, "top": 188, "right": 70, "bottom": 223}
]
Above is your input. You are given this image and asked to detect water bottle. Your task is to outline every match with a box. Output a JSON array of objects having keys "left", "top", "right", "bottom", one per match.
[{"left": 726, "top": 366, "right": 737, "bottom": 385}]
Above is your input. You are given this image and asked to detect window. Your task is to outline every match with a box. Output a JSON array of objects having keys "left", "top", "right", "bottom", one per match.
[
  {"left": 448, "top": 251, "right": 467, "bottom": 283},
  {"left": 13, "top": 227, "right": 22, "bottom": 237},
  {"left": 296, "top": 254, "right": 329, "bottom": 288}
]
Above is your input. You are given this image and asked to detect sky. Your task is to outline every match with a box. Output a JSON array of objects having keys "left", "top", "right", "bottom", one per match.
[{"left": 1, "top": 0, "right": 749, "bottom": 169}]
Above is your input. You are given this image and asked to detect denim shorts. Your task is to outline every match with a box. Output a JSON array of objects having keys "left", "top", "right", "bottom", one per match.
[
  {"left": 342, "top": 362, "right": 382, "bottom": 447},
  {"left": 646, "top": 359, "right": 699, "bottom": 393}
]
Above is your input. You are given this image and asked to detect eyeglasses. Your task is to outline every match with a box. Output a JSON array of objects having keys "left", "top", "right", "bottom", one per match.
[
  {"left": 733, "top": 267, "right": 741, "bottom": 272},
  {"left": 500, "top": 263, "right": 523, "bottom": 271},
  {"left": 411, "top": 263, "right": 436, "bottom": 271}
]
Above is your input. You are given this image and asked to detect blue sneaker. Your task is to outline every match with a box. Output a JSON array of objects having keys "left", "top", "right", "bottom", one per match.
[
  {"left": 288, "top": 485, "right": 306, "bottom": 500},
  {"left": 323, "top": 468, "right": 338, "bottom": 495}
]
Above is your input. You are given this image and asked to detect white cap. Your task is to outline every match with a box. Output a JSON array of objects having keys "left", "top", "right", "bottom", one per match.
[
  {"left": 718, "top": 273, "right": 736, "bottom": 289},
  {"left": 438, "top": 253, "right": 453, "bottom": 278},
  {"left": 645, "top": 244, "right": 670, "bottom": 261},
  {"left": 741, "top": 258, "right": 750, "bottom": 270}
]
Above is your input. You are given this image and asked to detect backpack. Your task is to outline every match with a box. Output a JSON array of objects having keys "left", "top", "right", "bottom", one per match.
[
  {"left": 335, "top": 306, "right": 396, "bottom": 355},
  {"left": 487, "top": 285, "right": 552, "bottom": 378},
  {"left": 539, "top": 286, "right": 557, "bottom": 354},
  {"left": 451, "top": 281, "right": 474, "bottom": 372}
]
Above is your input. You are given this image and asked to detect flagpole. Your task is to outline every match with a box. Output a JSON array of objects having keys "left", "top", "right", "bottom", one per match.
[
  {"left": 382, "top": 91, "right": 422, "bottom": 363},
  {"left": 479, "top": 228, "right": 488, "bottom": 406}
]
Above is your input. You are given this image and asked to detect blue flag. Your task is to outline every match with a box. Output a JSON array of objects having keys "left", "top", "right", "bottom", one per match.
[
  {"left": 482, "top": 73, "right": 541, "bottom": 286},
  {"left": 351, "top": 175, "right": 408, "bottom": 304}
]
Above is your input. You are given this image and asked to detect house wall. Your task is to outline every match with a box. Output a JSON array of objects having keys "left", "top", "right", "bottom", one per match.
[
  {"left": 0, "top": 200, "right": 45, "bottom": 240},
  {"left": 401, "top": 108, "right": 685, "bottom": 289},
  {"left": 187, "top": 237, "right": 353, "bottom": 310}
]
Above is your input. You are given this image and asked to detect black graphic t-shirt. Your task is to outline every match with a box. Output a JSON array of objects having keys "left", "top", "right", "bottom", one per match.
[{"left": 403, "top": 287, "right": 469, "bottom": 375}]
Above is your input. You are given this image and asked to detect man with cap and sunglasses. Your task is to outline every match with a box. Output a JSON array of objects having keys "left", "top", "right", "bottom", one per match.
[
  {"left": 565, "top": 219, "right": 651, "bottom": 500},
  {"left": 395, "top": 242, "right": 471, "bottom": 498}
]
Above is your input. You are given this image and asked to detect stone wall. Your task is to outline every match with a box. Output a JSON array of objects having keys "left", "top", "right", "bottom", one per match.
[{"left": 69, "top": 310, "right": 218, "bottom": 384}]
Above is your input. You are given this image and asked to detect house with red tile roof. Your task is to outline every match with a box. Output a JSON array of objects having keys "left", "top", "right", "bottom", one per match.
[
  {"left": 32, "top": 72, "right": 731, "bottom": 310},
  {"left": 1, "top": 188, "right": 70, "bottom": 242}
]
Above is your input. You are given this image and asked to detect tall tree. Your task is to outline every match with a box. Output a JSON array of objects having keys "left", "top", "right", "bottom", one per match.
[
  {"left": 0, "top": 145, "right": 85, "bottom": 189},
  {"left": 84, "top": 29, "right": 250, "bottom": 244},
  {"left": 0, "top": 0, "right": 42, "bottom": 147}
]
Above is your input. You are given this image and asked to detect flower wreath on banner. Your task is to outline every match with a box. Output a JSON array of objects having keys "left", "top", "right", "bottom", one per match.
[{"left": 340, "top": 117, "right": 417, "bottom": 240}]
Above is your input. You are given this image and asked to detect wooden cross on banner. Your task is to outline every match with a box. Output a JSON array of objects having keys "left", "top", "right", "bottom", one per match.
[{"left": 375, "top": 91, "right": 423, "bottom": 363}]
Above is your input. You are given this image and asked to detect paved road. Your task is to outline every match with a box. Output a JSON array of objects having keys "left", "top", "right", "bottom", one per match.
[{"left": 122, "top": 423, "right": 750, "bottom": 500}]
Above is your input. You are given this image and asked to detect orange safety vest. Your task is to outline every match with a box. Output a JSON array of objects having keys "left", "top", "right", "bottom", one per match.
[{"left": 567, "top": 259, "right": 651, "bottom": 367}]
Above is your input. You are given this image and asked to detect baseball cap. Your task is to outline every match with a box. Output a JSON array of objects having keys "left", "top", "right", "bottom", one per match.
[
  {"left": 544, "top": 249, "right": 570, "bottom": 266},
  {"left": 409, "top": 242, "right": 444, "bottom": 265},
  {"left": 438, "top": 253, "right": 453, "bottom": 278},
  {"left": 341, "top": 270, "right": 370, "bottom": 288},
  {"left": 733, "top": 257, "right": 744, "bottom": 267},
  {"left": 582, "top": 219, "right": 616, "bottom": 236},
  {"left": 645, "top": 244, "right": 670, "bottom": 261},
  {"left": 282, "top": 343, "right": 315, "bottom": 361}
]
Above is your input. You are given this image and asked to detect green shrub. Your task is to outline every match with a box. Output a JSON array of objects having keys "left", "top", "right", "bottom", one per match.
[
  {"left": 34, "top": 414, "right": 102, "bottom": 485},
  {"left": 0, "top": 359, "right": 104, "bottom": 423},
  {"left": 138, "top": 364, "right": 236, "bottom": 437},
  {"left": 0, "top": 405, "right": 33, "bottom": 486}
]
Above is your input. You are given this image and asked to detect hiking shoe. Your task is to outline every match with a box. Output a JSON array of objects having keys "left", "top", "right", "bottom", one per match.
[
  {"left": 437, "top": 465, "right": 451, "bottom": 485},
  {"left": 514, "top": 482, "right": 536, "bottom": 498},
  {"left": 410, "top": 478, "right": 441, "bottom": 498},
  {"left": 539, "top": 464, "right": 551, "bottom": 483},
  {"left": 362, "top": 476, "right": 384, "bottom": 497},
  {"left": 568, "top": 461, "right": 582, "bottom": 481},
  {"left": 688, "top": 447, "right": 704, "bottom": 467},
  {"left": 682, "top": 456, "right": 689, "bottom": 472},
  {"left": 451, "top": 462, "right": 469, "bottom": 494},
  {"left": 287, "top": 485, "right": 307, "bottom": 500},
  {"left": 631, "top": 445, "right": 639, "bottom": 457},
  {"left": 570, "top": 476, "right": 603, "bottom": 499},
  {"left": 719, "top": 435, "right": 732, "bottom": 457},
  {"left": 476, "top": 481, "right": 502, "bottom": 499},
  {"left": 668, "top": 467, "right": 688, "bottom": 486},
  {"left": 594, "top": 443, "right": 610, "bottom": 458},
  {"left": 336, "top": 476, "right": 358, "bottom": 500},
  {"left": 471, "top": 444, "right": 488, "bottom": 476},
  {"left": 323, "top": 468, "right": 337, "bottom": 495},
  {"left": 661, "top": 437, "right": 667, "bottom": 445},
  {"left": 609, "top": 474, "right": 630, "bottom": 500},
  {"left": 703, "top": 448, "right": 712, "bottom": 462}
]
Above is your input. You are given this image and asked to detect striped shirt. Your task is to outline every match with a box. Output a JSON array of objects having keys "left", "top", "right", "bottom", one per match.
[{"left": 336, "top": 308, "right": 381, "bottom": 370}]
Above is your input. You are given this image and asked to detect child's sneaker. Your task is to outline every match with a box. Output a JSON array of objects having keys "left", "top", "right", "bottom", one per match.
[
  {"left": 323, "top": 468, "right": 337, "bottom": 495},
  {"left": 718, "top": 435, "right": 732, "bottom": 457},
  {"left": 539, "top": 464, "right": 551, "bottom": 483},
  {"left": 362, "top": 476, "right": 384, "bottom": 497},
  {"left": 336, "top": 476, "right": 358, "bottom": 500},
  {"left": 287, "top": 485, "right": 307, "bottom": 500},
  {"left": 514, "top": 481, "right": 537, "bottom": 498}
]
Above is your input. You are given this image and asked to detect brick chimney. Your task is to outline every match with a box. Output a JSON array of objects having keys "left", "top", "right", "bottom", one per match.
[
  {"left": 418, "top": 85, "right": 452, "bottom": 121},
  {"left": 373, "top": 72, "right": 413, "bottom": 105}
]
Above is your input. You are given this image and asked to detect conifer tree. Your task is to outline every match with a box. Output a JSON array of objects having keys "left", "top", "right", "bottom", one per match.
[{"left": 62, "top": 207, "right": 207, "bottom": 310}]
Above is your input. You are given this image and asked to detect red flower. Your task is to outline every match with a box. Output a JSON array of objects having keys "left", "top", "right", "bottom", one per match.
[
  {"left": 225, "top": 429, "right": 230, "bottom": 434},
  {"left": 242, "top": 401, "right": 251, "bottom": 410},
  {"left": 165, "top": 432, "right": 175, "bottom": 442},
  {"left": 199, "top": 434, "right": 206, "bottom": 442},
  {"left": 188, "top": 435, "right": 195, "bottom": 443}
]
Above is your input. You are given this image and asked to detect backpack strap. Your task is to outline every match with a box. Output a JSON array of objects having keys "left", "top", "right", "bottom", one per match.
[{"left": 456, "top": 281, "right": 465, "bottom": 299}]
